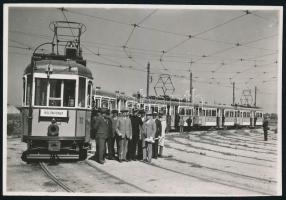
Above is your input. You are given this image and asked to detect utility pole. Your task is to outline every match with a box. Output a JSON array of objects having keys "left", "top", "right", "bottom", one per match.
[
  {"left": 254, "top": 86, "right": 257, "bottom": 107},
  {"left": 232, "top": 82, "right": 235, "bottom": 105},
  {"left": 189, "top": 60, "right": 193, "bottom": 103},
  {"left": 147, "top": 62, "right": 150, "bottom": 98},
  {"left": 190, "top": 71, "right": 193, "bottom": 103}
]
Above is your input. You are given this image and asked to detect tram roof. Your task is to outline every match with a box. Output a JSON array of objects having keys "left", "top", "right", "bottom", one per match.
[
  {"left": 93, "top": 89, "right": 117, "bottom": 98},
  {"left": 24, "top": 59, "right": 93, "bottom": 79}
]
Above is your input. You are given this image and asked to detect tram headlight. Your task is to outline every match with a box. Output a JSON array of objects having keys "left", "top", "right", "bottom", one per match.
[{"left": 47, "top": 118, "right": 59, "bottom": 137}]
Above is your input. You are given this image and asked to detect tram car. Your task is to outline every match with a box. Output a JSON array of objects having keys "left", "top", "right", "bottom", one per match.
[
  {"left": 21, "top": 21, "right": 93, "bottom": 162},
  {"left": 254, "top": 110, "right": 263, "bottom": 127},
  {"left": 92, "top": 90, "right": 264, "bottom": 131},
  {"left": 93, "top": 89, "right": 117, "bottom": 110}
]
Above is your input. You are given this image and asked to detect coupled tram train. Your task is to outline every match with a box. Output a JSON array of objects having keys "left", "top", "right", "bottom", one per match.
[
  {"left": 21, "top": 21, "right": 93, "bottom": 162},
  {"left": 92, "top": 90, "right": 264, "bottom": 131}
]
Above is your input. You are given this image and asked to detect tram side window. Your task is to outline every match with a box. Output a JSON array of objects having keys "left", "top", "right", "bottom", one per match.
[
  {"left": 243, "top": 112, "right": 246, "bottom": 117},
  {"left": 202, "top": 109, "right": 206, "bottom": 116},
  {"left": 95, "top": 98, "right": 100, "bottom": 108},
  {"left": 199, "top": 108, "right": 203, "bottom": 116},
  {"left": 179, "top": 108, "right": 185, "bottom": 115},
  {"left": 63, "top": 80, "right": 76, "bottom": 107},
  {"left": 78, "top": 77, "right": 86, "bottom": 107},
  {"left": 212, "top": 110, "right": 216, "bottom": 117},
  {"left": 186, "top": 109, "right": 190, "bottom": 115},
  {"left": 35, "top": 78, "right": 48, "bottom": 106},
  {"left": 160, "top": 107, "right": 167, "bottom": 115},
  {"left": 144, "top": 105, "right": 149, "bottom": 112},
  {"left": 87, "top": 81, "right": 92, "bottom": 108},
  {"left": 110, "top": 100, "right": 116, "bottom": 110},
  {"left": 154, "top": 107, "right": 159, "bottom": 113},
  {"left": 26, "top": 75, "right": 32, "bottom": 105},
  {"left": 23, "top": 78, "right": 26, "bottom": 105},
  {"left": 247, "top": 112, "right": 250, "bottom": 117}
]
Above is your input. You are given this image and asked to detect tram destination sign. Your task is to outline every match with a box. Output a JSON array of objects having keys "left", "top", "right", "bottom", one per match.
[{"left": 40, "top": 109, "right": 68, "bottom": 118}]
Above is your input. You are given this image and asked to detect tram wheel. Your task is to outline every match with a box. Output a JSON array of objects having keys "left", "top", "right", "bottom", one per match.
[
  {"left": 21, "top": 151, "right": 28, "bottom": 162},
  {"left": 79, "top": 148, "right": 87, "bottom": 161}
]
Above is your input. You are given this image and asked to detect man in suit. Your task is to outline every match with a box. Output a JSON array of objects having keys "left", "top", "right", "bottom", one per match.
[
  {"left": 92, "top": 108, "right": 109, "bottom": 164},
  {"left": 153, "top": 112, "right": 162, "bottom": 159},
  {"left": 186, "top": 116, "right": 192, "bottom": 132},
  {"left": 116, "top": 110, "right": 132, "bottom": 162},
  {"left": 137, "top": 110, "right": 145, "bottom": 160},
  {"left": 158, "top": 113, "right": 167, "bottom": 157},
  {"left": 142, "top": 111, "right": 156, "bottom": 163},
  {"left": 128, "top": 109, "right": 143, "bottom": 161},
  {"left": 105, "top": 109, "right": 116, "bottom": 160},
  {"left": 110, "top": 110, "right": 119, "bottom": 159},
  {"left": 263, "top": 117, "right": 270, "bottom": 141}
]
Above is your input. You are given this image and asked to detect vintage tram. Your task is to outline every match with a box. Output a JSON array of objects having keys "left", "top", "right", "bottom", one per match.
[
  {"left": 21, "top": 21, "right": 93, "bottom": 162},
  {"left": 92, "top": 91, "right": 264, "bottom": 131}
]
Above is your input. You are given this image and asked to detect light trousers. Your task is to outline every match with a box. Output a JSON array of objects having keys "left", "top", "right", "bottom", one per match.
[{"left": 118, "top": 136, "right": 129, "bottom": 160}]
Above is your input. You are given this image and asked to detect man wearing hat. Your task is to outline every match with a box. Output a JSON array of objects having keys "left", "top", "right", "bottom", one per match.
[
  {"left": 116, "top": 110, "right": 132, "bottom": 162},
  {"left": 137, "top": 109, "right": 145, "bottom": 160},
  {"left": 92, "top": 108, "right": 109, "bottom": 164},
  {"left": 127, "top": 109, "right": 143, "bottom": 161},
  {"left": 142, "top": 111, "right": 156, "bottom": 163},
  {"left": 108, "top": 109, "right": 119, "bottom": 159},
  {"left": 90, "top": 108, "right": 99, "bottom": 152},
  {"left": 105, "top": 109, "right": 116, "bottom": 160},
  {"left": 263, "top": 116, "right": 270, "bottom": 141},
  {"left": 153, "top": 112, "right": 162, "bottom": 159}
]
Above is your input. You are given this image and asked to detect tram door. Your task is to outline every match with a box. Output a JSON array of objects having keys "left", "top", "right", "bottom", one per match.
[
  {"left": 217, "top": 108, "right": 222, "bottom": 128},
  {"left": 174, "top": 105, "right": 179, "bottom": 130}
]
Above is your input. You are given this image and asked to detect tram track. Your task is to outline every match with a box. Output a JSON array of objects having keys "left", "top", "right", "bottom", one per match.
[
  {"left": 84, "top": 159, "right": 150, "bottom": 193},
  {"left": 39, "top": 162, "right": 74, "bottom": 193},
  {"left": 168, "top": 137, "right": 276, "bottom": 162},
  {"left": 140, "top": 160, "right": 274, "bottom": 195},
  {"left": 164, "top": 144, "right": 274, "bottom": 168},
  {"left": 190, "top": 134, "right": 277, "bottom": 154}
]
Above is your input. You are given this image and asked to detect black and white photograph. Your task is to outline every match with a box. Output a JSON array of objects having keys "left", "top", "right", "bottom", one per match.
[{"left": 3, "top": 4, "right": 282, "bottom": 196}]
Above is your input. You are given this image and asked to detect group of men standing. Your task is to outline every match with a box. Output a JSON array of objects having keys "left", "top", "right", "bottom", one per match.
[{"left": 91, "top": 108, "right": 167, "bottom": 164}]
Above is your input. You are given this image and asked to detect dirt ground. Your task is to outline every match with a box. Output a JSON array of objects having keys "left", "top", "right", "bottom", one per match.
[{"left": 4, "top": 127, "right": 280, "bottom": 196}]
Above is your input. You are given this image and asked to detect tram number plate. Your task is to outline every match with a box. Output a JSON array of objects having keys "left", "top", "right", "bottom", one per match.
[{"left": 48, "top": 141, "right": 61, "bottom": 152}]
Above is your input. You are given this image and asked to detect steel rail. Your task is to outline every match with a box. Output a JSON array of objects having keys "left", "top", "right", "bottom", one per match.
[{"left": 39, "top": 162, "right": 74, "bottom": 193}]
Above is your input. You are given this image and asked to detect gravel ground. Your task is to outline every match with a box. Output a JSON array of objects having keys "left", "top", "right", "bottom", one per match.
[
  {"left": 5, "top": 138, "right": 66, "bottom": 193},
  {"left": 4, "top": 127, "right": 279, "bottom": 196}
]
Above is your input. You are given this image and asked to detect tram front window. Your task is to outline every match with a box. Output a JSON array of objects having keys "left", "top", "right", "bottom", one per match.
[
  {"left": 63, "top": 80, "right": 76, "bottom": 107},
  {"left": 49, "top": 79, "right": 62, "bottom": 107},
  {"left": 35, "top": 78, "right": 48, "bottom": 106},
  {"left": 101, "top": 99, "right": 108, "bottom": 108}
]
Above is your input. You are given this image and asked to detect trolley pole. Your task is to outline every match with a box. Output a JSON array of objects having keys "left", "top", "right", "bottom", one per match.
[
  {"left": 147, "top": 62, "right": 150, "bottom": 98},
  {"left": 254, "top": 86, "right": 257, "bottom": 107},
  {"left": 232, "top": 82, "right": 235, "bottom": 105}
]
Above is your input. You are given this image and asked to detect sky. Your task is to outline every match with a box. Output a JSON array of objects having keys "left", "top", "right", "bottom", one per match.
[{"left": 6, "top": 5, "right": 281, "bottom": 113}]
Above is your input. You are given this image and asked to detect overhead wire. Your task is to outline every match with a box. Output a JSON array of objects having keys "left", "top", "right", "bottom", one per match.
[{"left": 9, "top": 8, "right": 279, "bottom": 96}]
